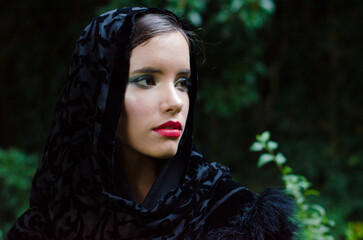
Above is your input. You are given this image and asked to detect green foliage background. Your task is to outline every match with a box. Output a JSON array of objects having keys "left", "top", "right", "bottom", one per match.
[{"left": 1, "top": 0, "right": 362, "bottom": 238}]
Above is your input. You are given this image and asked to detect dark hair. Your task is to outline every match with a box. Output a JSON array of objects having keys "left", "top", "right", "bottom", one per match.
[{"left": 132, "top": 13, "right": 195, "bottom": 49}]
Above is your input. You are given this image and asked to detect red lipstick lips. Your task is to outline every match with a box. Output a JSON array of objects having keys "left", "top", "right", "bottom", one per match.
[{"left": 153, "top": 121, "right": 182, "bottom": 138}]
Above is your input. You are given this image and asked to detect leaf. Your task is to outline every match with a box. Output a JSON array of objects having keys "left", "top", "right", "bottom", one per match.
[
  {"left": 267, "top": 141, "right": 278, "bottom": 150},
  {"left": 191, "top": 0, "right": 206, "bottom": 11},
  {"left": 260, "top": 131, "right": 270, "bottom": 142},
  {"left": 275, "top": 152, "right": 286, "bottom": 165},
  {"left": 326, "top": 220, "right": 335, "bottom": 227},
  {"left": 283, "top": 166, "right": 292, "bottom": 174},
  {"left": 256, "top": 134, "right": 262, "bottom": 142},
  {"left": 260, "top": 0, "right": 275, "bottom": 13},
  {"left": 310, "top": 204, "right": 326, "bottom": 217},
  {"left": 250, "top": 142, "right": 264, "bottom": 151},
  {"left": 305, "top": 189, "right": 319, "bottom": 197},
  {"left": 231, "top": 0, "right": 244, "bottom": 13},
  {"left": 298, "top": 176, "right": 311, "bottom": 189},
  {"left": 257, "top": 153, "right": 274, "bottom": 167},
  {"left": 302, "top": 217, "right": 322, "bottom": 226},
  {"left": 216, "top": 9, "right": 229, "bottom": 23},
  {"left": 188, "top": 11, "right": 202, "bottom": 26}
]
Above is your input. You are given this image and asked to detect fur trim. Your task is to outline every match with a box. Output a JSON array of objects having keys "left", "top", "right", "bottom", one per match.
[{"left": 204, "top": 189, "right": 298, "bottom": 240}]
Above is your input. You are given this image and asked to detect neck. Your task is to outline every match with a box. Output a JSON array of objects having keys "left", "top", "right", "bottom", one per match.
[{"left": 116, "top": 143, "right": 159, "bottom": 204}]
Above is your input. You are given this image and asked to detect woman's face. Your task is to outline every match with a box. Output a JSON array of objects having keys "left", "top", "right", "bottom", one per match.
[{"left": 117, "top": 31, "right": 190, "bottom": 159}]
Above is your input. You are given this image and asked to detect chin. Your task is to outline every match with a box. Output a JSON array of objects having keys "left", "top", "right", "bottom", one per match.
[
  {"left": 154, "top": 150, "right": 177, "bottom": 159},
  {"left": 149, "top": 146, "right": 178, "bottom": 159}
]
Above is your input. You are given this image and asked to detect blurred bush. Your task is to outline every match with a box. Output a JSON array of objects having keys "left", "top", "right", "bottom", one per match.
[
  {"left": 0, "top": 148, "right": 38, "bottom": 236},
  {"left": 1, "top": 0, "right": 362, "bottom": 239},
  {"left": 251, "top": 131, "right": 336, "bottom": 239}
]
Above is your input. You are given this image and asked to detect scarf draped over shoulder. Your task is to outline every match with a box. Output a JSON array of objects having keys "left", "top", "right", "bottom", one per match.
[{"left": 7, "top": 7, "right": 297, "bottom": 240}]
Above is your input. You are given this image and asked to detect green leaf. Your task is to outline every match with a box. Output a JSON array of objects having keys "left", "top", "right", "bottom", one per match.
[
  {"left": 310, "top": 204, "right": 326, "bottom": 217},
  {"left": 298, "top": 176, "right": 311, "bottom": 189},
  {"left": 267, "top": 141, "right": 278, "bottom": 150},
  {"left": 256, "top": 134, "right": 262, "bottom": 142},
  {"left": 275, "top": 152, "right": 286, "bottom": 165},
  {"left": 216, "top": 9, "right": 229, "bottom": 23},
  {"left": 191, "top": 0, "right": 206, "bottom": 11},
  {"left": 305, "top": 189, "right": 319, "bottom": 196},
  {"left": 250, "top": 142, "right": 264, "bottom": 151},
  {"left": 327, "top": 220, "right": 335, "bottom": 227},
  {"left": 283, "top": 166, "right": 292, "bottom": 174},
  {"left": 302, "top": 217, "right": 322, "bottom": 226},
  {"left": 257, "top": 153, "right": 274, "bottom": 167},
  {"left": 260, "top": 0, "right": 275, "bottom": 13},
  {"left": 231, "top": 0, "right": 244, "bottom": 13},
  {"left": 188, "top": 11, "right": 202, "bottom": 26},
  {"left": 260, "top": 131, "right": 270, "bottom": 142}
]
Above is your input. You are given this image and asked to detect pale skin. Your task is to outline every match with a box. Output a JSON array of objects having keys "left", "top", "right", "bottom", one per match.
[{"left": 116, "top": 31, "right": 190, "bottom": 203}]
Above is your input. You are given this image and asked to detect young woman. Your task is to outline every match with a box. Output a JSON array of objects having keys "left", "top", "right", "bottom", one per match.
[{"left": 7, "top": 7, "right": 297, "bottom": 239}]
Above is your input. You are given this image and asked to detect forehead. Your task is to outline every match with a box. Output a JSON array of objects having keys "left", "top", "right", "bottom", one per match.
[{"left": 129, "top": 31, "right": 190, "bottom": 72}]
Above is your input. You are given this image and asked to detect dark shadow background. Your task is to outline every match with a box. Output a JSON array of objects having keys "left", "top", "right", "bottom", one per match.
[{"left": 1, "top": 0, "right": 362, "bottom": 238}]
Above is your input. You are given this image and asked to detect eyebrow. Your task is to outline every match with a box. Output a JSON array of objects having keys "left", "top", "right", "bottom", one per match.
[
  {"left": 131, "top": 67, "right": 162, "bottom": 74},
  {"left": 130, "top": 67, "right": 191, "bottom": 76},
  {"left": 178, "top": 69, "right": 191, "bottom": 76}
]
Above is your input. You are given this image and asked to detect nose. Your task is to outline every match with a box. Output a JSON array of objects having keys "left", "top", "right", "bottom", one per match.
[{"left": 160, "top": 84, "right": 183, "bottom": 114}]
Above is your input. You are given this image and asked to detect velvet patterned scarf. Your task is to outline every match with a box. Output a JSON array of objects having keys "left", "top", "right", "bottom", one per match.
[
  {"left": 8, "top": 7, "right": 298, "bottom": 240},
  {"left": 7, "top": 7, "right": 249, "bottom": 239}
]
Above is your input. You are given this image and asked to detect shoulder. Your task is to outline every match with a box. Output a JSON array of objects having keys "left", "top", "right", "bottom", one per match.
[
  {"left": 6, "top": 206, "right": 53, "bottom": 240},
  {"left": 201, "top": 177, "right": 298, "bottom": 240}
]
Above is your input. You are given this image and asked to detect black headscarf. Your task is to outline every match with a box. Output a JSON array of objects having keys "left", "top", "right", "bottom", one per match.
[{"left": 7, "top": 7, "right": 297, "bottom": 240}]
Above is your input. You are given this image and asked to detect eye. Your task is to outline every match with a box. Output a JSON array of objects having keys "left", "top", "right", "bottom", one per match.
[
  {"left": 175, "top": 77, "right": 190, "bottom": 92},
  {"left": 129, "top": 75, "right": 156, "bottom": 89}
]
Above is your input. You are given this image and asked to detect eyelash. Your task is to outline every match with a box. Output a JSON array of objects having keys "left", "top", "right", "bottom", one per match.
[
  {"left": 129, "top": 75, "right": 155, "bottom": 89},
  {"left": 129, "top": 75, "right": 191, "bottom": 91}
]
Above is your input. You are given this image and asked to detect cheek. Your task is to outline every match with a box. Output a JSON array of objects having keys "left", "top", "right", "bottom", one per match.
[
  {"left": 124, "top": 93, "right": 155, "bottom": 127},
  {"left": 126, "top": 99, "right": 147, "bottom": 117},
  {"left": 182, "top": 95, "right": 190, "bottom": 120}
]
